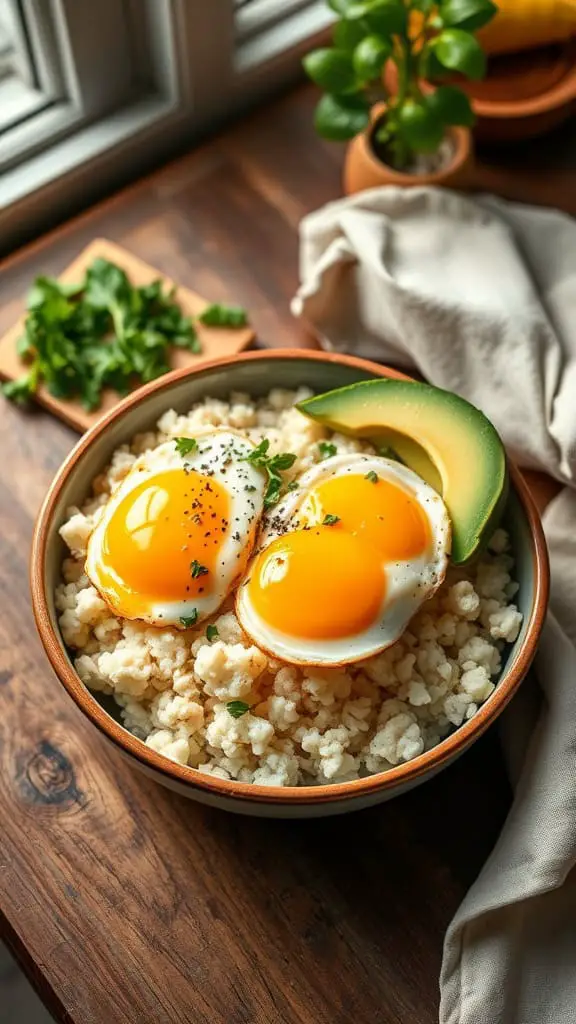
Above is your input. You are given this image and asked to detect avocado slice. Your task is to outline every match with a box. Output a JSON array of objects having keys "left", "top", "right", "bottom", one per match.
[{"left": 297, "top": 379, "right": 508, "bottom": 565}]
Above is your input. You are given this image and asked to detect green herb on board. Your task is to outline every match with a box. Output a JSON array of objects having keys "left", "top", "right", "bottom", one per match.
[
  {"left": 199, "top": 304, "right": 248, "bottom": 328},
  {"left": 2, "top": 259, "right": 249, "bottom": 411}
]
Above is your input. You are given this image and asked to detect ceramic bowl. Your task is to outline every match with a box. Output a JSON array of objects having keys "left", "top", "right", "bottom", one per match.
[{"left": 31, "top": 350, "right": 549, "bottom": 818}]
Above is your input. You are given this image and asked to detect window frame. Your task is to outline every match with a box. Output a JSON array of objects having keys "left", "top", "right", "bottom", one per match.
[{"left": 0, "top": 0, "right": 331, "bottom": 256}]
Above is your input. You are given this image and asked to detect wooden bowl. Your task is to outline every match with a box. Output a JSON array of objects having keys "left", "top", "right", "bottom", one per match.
[{"left": 30, "top": 350, "right": 549, "bottom": 817}]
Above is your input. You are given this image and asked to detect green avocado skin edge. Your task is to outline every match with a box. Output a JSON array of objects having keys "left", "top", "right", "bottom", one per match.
[{"left": 297, "top": 379, "right": 508, "bottom": 566}]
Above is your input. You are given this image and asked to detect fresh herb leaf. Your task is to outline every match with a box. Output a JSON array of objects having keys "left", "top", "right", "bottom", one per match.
[
  {"left": 365, "top": 470, "right": 379, "bottom": 483},
  {"left": 318, "top": 441, "right": 337, "bottom": 460},
  {"left": 199, "top": 303, "right": 248, "bottom": 328},
  {"left": 226, "top": 700, "right": 252, "bottom": 719},
  {"left": 322, "top": 513, "right": 340, "bottom": 526},
  {"left": 1, "top": 367, "right": 39, "bottom": 405},
  {"left": 264, "top": 477, "right": 283, "bottom": 510},
  {"left": 287, "top": 480, "right": 299, "bottom": 491},
  {"left": 206, "top": 624, "right": 219, "bottom": 642},
  {"left": 241, "top": 440, "right": 297, "bottom": 511},
  {"left": 190, "top": 559, "right": 209, "bottom": 578},
  {"left": 245, "top": 438, "right": 270, "bottom": 464},
  {"left": 174, "top": 436, "right": 198, "bottom": 457},
  {"left": 179, "top": 611, "right": 198, "bottom": 628},
  {"left": 16, "top": 332, "right": 35, "bottom": 360},
  {"left": 377, "top": 444, "right": 406, "bottom": 465},
  {"left": 270, "top": 452, "right": 298, "bottom": 472}
]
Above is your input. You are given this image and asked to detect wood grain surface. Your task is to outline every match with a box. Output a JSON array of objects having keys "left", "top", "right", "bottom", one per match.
[{"left": 0, "top": 83, "right": 561, "bottom": 1024}]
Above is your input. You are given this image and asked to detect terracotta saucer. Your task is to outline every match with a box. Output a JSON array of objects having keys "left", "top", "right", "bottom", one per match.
[{"left": 462, "top": 41, "right": 576, "bottom": 141}]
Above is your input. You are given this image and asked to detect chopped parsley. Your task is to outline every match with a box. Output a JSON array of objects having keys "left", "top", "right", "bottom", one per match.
[
  {"left": 174, "top": 436, "right": 198, "bottom": 457},
  {"left": 287, "top": 480, "right": 299, "bottom": 491},
  {"left": 322, "top": 513, "right": 340, "bottom": 526},
  {"left": 2, "top": 259, "right": 201, "bottom": 411},
  {"left": 318, "top": 441, "right": 337, "bottom": 460},
  {"left": 190, "top": 559, "right": 209, "bottom": 578},
  {"left": 226, "top": 700, "right": 252, "bottom": 719},
  {"left": 241, "top": 438, "right": 297, "bottom": 510},
  {"left": 206, "top": 624, "right": 219, "bottom": 642},
  {"left": 179, "top": 610, "right": 198, "bottom": 628},
  {"left": 198, "top": 303, "right": 248, "bottom": 328},
  {"left": 365, "top": 470, "right": 379, "bottom": 483},
  {"left": 377, "top": 444, "right": 406, "bottom": 465}
]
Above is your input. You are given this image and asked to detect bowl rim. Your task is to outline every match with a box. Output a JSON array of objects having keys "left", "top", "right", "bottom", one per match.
[{"left": 30, "top": 348, "right": 550, "bottom": 806}]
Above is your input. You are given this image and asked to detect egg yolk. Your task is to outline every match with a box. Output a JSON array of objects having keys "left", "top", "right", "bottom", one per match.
[
  {"left": 247, "top": 529, "right": 386, "bottom": 640},
  {"left": 246, "top": 473, "right": 431, "bottom": 642},
  {"left": 92, "top": 469, "right": 231, "bottom": 617},
  {"left": 298, "top": 473, "right": 430, "bottom": 561}
]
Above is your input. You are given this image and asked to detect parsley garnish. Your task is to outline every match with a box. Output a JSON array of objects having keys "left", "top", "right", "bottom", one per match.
[
  {"left": 174, "top": 437, "right": 198, "bottom": 457},
  {"left": 226, "top": 700, "right": 252, "bottom": 719},
  {"left": 318, "top": 441, "right": 337, "bottom": 460},
  {"left": 199, "top": 303, "right": 248, "bottom": 328},
  {"left": 206, "top": 624, "right": 219, "bottom": 642},
  {"left": 2, "top": 260, "right": 202, "bottom": 411},
  {"left": 241, "top": 438, "right": 297, "bottom": 510},
  {"left": 322, "top": 513, "right": 340, "bottom": 526},
  {"left": 377, "top": 444, "right": 406, "bottom": 466},
  {"left": 179, "top": 610, "right": 198, "bottom": 628},
  {"left": 365, "top": 470, "right": 379, "bottom": 483},
  {"left": 287, "top": 480, "right": 299, "bottom": 491},
  {"left": 190, "top": 559, "right": 209, "bottom": 578}
]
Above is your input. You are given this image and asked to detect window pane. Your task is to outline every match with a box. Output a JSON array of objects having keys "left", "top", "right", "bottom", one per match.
[{"left": 0, "top": 0, "right": 48, "bottom": 133}]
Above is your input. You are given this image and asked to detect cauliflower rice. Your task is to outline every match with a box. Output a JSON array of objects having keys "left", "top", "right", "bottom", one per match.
[{"left": 56, "top": 388, "right": 523, "bottom": 787}]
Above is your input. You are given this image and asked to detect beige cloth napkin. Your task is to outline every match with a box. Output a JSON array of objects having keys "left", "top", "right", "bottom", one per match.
[{"left": 292, "top": 187, "right": 576, "bottom": 1024}]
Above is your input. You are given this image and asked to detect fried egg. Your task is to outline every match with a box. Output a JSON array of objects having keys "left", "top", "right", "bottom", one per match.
[
  {"left": 86, "top": 430, "right": 266, "bottom": 628},
  {"left": 236, "top": 454, "right": 451, "bottom": 665}
]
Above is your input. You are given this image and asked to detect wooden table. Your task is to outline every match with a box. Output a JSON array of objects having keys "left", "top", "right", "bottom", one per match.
[{"left": 0, "top": 83, "right": 561, "bottom": 1024}]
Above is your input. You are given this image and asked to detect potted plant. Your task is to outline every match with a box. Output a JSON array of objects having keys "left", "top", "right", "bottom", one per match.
[{"left": 303, "top": 0, "right": 497, "bottom": 193}]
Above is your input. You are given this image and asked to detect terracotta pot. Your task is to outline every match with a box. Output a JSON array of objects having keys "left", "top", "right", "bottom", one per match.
[
  {"left": 343, "top": 105, "right": 473, "bottom": 196},
  {"left": 462, "top": 41, "right": 576, "bottom": 143}
]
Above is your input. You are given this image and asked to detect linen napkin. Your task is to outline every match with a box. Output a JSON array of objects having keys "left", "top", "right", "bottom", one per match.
[{"left": 292, "top": 186, "right": 576, "bottom": 1024}]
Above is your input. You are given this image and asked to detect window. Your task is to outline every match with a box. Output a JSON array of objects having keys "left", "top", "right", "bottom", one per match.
[
  {"left": 0, "top": 0, "right": 52, "bottom": 136},
  {"left": 0, "top": 0, "right": 331, "bottom": 254},
  {"left": 235, "top": 0, "right": 333, "bottom": 71}
]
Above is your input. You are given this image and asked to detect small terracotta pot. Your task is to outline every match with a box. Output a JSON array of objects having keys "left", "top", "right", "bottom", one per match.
[
  {"left": 462, "top": 42, "right": 576, "bottom": 142},
  {"left": 343, "top": 105, "right": 473, "bottom": 196}
]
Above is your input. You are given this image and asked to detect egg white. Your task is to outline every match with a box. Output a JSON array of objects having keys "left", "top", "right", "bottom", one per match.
[
  {"left": 86, "top": 429, "right": 266, "bottom": 628},
  {"left": 236, "top": 454, "right": 451, "bottom": 666}
]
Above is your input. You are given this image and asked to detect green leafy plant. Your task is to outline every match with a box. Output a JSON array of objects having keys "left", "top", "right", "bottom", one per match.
[{"left": 303, "top": 0, "right": 496, "bottom": 170}]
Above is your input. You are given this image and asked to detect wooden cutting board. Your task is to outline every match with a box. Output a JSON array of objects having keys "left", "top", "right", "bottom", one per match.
[{"left": 0, "top": 238, "right": 254, "bottom": 432}]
